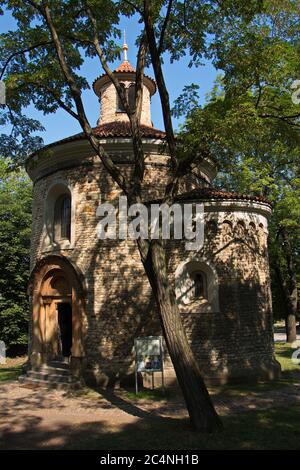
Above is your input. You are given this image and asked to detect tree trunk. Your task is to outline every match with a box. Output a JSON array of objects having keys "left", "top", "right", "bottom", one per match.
[
  {"left": 141, "top": 239, "right": 222, "bottom": 432},
  {"left": 274, "top": 262, "right": 297, "bottom": 343},
  {"left": 281, "top": 230, "right": 298, "bottom": 343},
  {"left": 286, "top": 314, "right": 297, "bottom": 344}
]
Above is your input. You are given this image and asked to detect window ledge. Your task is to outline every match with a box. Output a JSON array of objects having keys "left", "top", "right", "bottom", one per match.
[
  {"left": 42, "top": 241, "right": 74, "bottom": 253},
  {"left": 177, "top": 299, "right": 217, "bottom": 314}
]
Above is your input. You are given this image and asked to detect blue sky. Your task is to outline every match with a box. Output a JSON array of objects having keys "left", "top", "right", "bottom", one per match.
[{"left": 1, "top": 10, "right": 218, "bottom": 145}]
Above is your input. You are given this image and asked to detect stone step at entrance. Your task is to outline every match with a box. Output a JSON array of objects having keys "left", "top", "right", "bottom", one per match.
[
  {"left": 44, "top": 360, "right": 70, "bottom": 371},
  {"left": 19, "top": 360, "right": 82, "bottom": 390}
]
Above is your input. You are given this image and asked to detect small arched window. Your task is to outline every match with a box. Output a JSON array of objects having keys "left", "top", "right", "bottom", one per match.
[
  {"left": 128, "top": 84, "right": 135, "bottom": 112},
  {"left": 175, "top": 260, "right": 219, "bottom": 311},
  {"left": 191, "top": 271, "right": 206, "bottom": 300},
  {"left": 194, "top": 273, "right": 204, "bottom": 298},
  {"left": 54, "top": 194, "right": 71, "bottom": 242},
  {"left": 117, "top": 83, "right": 126, "bottom": 112}
]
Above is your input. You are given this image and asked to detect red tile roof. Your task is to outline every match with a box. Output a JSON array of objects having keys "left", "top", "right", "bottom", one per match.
[
  {"left": 93, "top": 61, "right": 156, "bottom": 96},
  {"left": 92, "top": 121, "right": 165, "bottom": 138},
  {"left": 114, "top": 60, "right": 135, "bottom": 73},
  {"left": 28, "top": 121, "right": 166, "bottom": 157}
]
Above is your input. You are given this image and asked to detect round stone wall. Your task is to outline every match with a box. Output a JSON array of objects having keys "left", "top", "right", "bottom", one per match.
[{"left": 27, "top": 143, "right": 280, "bottom": 386}]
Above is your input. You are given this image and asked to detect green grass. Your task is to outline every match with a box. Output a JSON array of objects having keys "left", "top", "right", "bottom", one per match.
[
  {"left": 0, "top": 357, "right": 26, "bottom": 382},
  {"left": 60, "top": 404, "right": 300, "bottom": 450},
  {"left": 70, "top": 342, "right": 300, "bottom": 402},
  {"left": 1, "top": 346, "right": 300, "bottom": 449},
  {"left": 0, "top": 367, "right": 22, "bottom": 382},
  {"left": 275, "top": 342, "right": 300, "bottom": 373},
  {"left": 208, "top": 342, "right": 300, "bottom": 397},
  {"left": 124, "top": 388, "right": 171, "bottom": 402}
]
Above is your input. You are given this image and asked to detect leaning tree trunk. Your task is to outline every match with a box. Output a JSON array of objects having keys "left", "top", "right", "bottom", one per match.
[
  {"left": 141, "top": 239, "right": 222, "bottom": 433},
  {"left": 274, "top": 262, "right": 297, "bottom": 343},
  {"left": 284, "top": 273, "right": 298, "bottom": 343},
  {"left": 285, "top": 267, "right": 298, "bottom": 344},
  {"left": 280, "top": 231, "right": 298, "bottom": 343},
  {"left": 286, "top": 313, "right": 297, "bottom": 344}
]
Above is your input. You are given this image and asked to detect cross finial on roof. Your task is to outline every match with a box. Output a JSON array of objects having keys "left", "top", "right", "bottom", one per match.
[{"left": 122, "top": 30, "right": 128, "bottom": 62}]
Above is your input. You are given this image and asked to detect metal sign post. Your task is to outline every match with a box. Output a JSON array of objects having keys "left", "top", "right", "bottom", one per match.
[{"left": 134, "top": 336, "right": 164, "bottom": 394}]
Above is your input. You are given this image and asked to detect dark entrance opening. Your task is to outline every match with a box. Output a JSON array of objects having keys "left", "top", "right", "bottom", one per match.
[{"left": 57, "top": 303, "right": 72, "bottom": 357}]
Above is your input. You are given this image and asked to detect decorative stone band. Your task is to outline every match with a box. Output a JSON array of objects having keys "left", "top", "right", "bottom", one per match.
[
  {"left": 93, "top": 69, "right": 157, "bottom": 97},
  {"left": 151, "top": 187, "right": 273, "bottom": 210}
]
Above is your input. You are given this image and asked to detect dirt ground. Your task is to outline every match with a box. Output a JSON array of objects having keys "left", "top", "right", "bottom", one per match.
[{"left": 1, "top": 378, "right": 300, "bottom": 450}]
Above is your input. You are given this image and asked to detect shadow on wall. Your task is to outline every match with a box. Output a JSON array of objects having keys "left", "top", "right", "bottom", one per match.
[
  {"left": 30, "top": 164, "right": 280, "bottom": 388},
  {"left": 37, "top": 167, "right": 161, "bottom": 387},
  {"left": 170, "top": 215, "right": 281, "bottom": 384}
]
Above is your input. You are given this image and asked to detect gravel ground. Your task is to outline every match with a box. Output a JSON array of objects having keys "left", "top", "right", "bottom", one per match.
[{"left": 1, "top": 378, "right": 300, "bottom": 449}]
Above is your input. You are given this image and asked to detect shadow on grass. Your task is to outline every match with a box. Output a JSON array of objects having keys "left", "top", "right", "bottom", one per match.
[
  {"left": 274, "top": 343, "right": 300, "bottom": 381},
  {"left": 0, "top": 404, "right": 300, "bottom": 450},
  {"left": 0, "top": 367, "right": 23, "bottom": 382}
]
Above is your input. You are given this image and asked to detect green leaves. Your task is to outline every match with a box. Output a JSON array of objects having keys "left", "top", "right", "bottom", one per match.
[
  {"left": 0, "top": 156, "right": 32, "bottom": 348},
  {"left": 0, "top": 0, "right": 122, "bottom": 163},
  {"left": 175, "top": 1, "right": 300, "bottom": 321}
]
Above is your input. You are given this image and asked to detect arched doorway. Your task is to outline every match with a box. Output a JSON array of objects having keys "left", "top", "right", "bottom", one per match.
[
  {"left": 28, "top": 255, "right": 85, "bottom": 367},
  {"left": 58, "top": 303, "right": 72, "bottom": 358}
]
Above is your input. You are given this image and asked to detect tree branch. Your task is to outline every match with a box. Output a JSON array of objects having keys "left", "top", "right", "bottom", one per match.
[
  {"left": 38, "top": 84, "right": 80, "bottom": 120},
  {"left": 0, "top": 41, "right": 53, "bottom": 80},
  {"left": 86, "top": 5, "right": 147, "bottom": 198},
  {"left": 85, "top": 6, "right": 131, "bottom": 117},
  {"left": 258, "top": 112, "right": 300, "bottom": 127},
  {"left": 38, "top": 2, "right": 129, "bottom": 193},
  {"left": 130, "top": 32, "right": 148, "bottom": 192},
  {"left": 122, "top": 0, "right": 143, "bottom": 16},
  {"left": 158, "top": 0, "right": 173, "bottom": 55},
  {"left": 143, "top": 0, "right": 178, "bottom": 187}
]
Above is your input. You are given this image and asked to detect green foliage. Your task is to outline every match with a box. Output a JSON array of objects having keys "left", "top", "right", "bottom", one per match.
[
  {"left": 0, "top": 0, "right": 122, "bottom": 162},
  {"left": 174, "top": 1, "right": 300, "bottom": 321},
  {"left": 0, "top": 0, "right": 299, "bottom": 324},
  {"left": 0, "top": 156, "right": 32, "bottom": 349},
  {"left": 0, "top": 109, "right": 44, "bottom": 164},
  {"left": 177, "top": 80, "right": 300, "bottom": 318}
]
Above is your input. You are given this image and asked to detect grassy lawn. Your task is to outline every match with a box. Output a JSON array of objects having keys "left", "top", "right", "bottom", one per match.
[
  {"left": 0, "top": 356, "right": 26, "bottom": 382},
  {"left": 67, "top": 342, "right": 300, "bottom": 450},
  {"left": 210, "top": 342, "right": 300, "bottom": 397},
  {"left": 121, "top": 343, "right": 300, "bottom": 401},
  {"left": 275, "top": 342, "right": 300, "bottom": 372},
  {"left": 56, "top": 404, "right": 300, "bottom": 450},
  {"left": 0, "top": 346, "right": 300, "bottom": 449},
  {"left": 1, "top": 343, "right": 299, "bottom": 391}
]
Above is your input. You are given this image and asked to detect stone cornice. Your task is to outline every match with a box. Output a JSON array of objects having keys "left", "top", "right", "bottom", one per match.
[
  {"left": 189, "top": 199, "right": 272, "bottom": 218},
  {"left": 93, "top": 72, "right": 156, "bottom": 97},
  {"left": 26, "top": 138, "right": 217, "bottom": 185}
]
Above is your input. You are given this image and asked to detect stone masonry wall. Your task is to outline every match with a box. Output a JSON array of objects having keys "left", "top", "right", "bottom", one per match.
[
  {"left": 168, "top": 211, "right": 279, "bottom": 383},
  {"left": 29, "top": 153, "right": 279, "bottom": 386},
  {"left": 98, "top": 81, "right": 152, "bottom": 127}
]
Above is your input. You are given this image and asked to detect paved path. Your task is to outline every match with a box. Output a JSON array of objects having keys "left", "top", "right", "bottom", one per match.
[
  {"left": 0, "top": 379, "right": 300, "bottom": 449},
  {"left": 274, "top": 329, "right": 300, "bottom": 343}
]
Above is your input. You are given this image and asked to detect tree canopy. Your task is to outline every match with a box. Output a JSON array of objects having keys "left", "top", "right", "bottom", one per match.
[
  {"left": 0, "top": 156, "right": 32, "bottom": 352},
  {"left": 0, "top": 0, "right": 299, "bottom": 427},
  {"left": 172, "top": 0, "right": 300, "bottom": 339}
]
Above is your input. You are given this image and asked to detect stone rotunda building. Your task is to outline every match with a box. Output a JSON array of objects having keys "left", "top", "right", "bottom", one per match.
[{"left": 24, "top": 43, "right": 280, "bottom": 387}]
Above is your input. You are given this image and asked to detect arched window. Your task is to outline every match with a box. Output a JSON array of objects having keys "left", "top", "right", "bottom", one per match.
[
  {"left": 128, "top": 84, "right": 135, "bottom": 111},
  {"left": 54, "top": 194, "right": 71, "bottom": 242},
  {"left": 193, "top": 272, "right": 205, "bottom": 299},
  {"left": 116, "top": 83, "right": 136, "bottom": 113},
  {"left": 117, "top": 83, "right": 126, "bottom": 112},
  {"left": 175, "top": 259, "right": 219, "bottom": 312}
]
